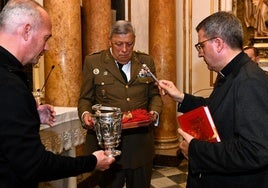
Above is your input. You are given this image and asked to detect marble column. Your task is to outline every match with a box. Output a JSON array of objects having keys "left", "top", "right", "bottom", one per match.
[
  {"left": 149, "top": 0, "right": 179, "bottom": 154},
  {"left": 77, "top": 0, "right": 111, "bottom": 157},
  {"left": 81, "top": 0, "right": 111, "bottom": 60},
  {"left": 43, "top": 0, "right": 82, "bottom": 107}
]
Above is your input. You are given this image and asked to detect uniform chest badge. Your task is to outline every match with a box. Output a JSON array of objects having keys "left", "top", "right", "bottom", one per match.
[{"left": 93, "top": 68, "right": 100, "bottom": 75}]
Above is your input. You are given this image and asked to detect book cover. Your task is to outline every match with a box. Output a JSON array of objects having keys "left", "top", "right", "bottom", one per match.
[{"left": 177, "top": 106, "right": 221, "bottom": 142}]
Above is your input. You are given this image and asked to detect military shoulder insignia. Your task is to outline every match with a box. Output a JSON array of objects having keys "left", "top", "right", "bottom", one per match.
[
  {"left": 135, "top": 50, "right": 148, "bottom": 55},
  {"left": 88, "top": 50, "right": 102, "bottom": 56}
]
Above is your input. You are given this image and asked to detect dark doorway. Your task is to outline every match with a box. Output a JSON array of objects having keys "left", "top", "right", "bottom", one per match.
[{"left": 111, "top": 0, "right": 125, "bottom": 20}]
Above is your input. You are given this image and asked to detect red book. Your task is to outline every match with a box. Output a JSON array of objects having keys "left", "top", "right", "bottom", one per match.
[{"left": 177, "top": 106, "right": 221, "bottom": 142}]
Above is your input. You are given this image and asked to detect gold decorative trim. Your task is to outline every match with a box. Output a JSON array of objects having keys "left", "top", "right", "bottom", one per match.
[
  {"left": 210, "top": 0, "right": 216, "bottom": 86},
  {"left": 183, "top": 0, "right": 187, "bottom": 92},
  {"left": 188, "top": 0, "right": 193, "bottom": 94},
  {"left": 232, "top": 0, "right": 237, "bottom": 14},
  {"left": 210, "top": 0, "right": 215, "bottom": 14}
]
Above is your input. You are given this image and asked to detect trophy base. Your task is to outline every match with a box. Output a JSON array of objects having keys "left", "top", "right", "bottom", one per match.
[{"left": 105, "top": 149, "right": 121, "bottom": 157}]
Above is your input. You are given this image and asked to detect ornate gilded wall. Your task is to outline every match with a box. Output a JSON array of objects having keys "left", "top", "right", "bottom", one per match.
[{"left": 236, "top": 0, "right": 255, "bottom": 46}]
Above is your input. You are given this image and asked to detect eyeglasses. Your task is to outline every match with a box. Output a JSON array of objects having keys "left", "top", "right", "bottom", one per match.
[{"left": 195, "top": 37, "right": 217, "bottom": 52}]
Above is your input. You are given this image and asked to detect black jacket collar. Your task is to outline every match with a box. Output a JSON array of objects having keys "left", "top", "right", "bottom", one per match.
[{"left": 0, "top": 46, "right": 29, "bottom": 88}]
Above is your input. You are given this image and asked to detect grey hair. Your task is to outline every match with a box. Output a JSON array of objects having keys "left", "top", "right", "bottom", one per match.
[
  {"left": 109, "top": 20, "right": 136, "bottom": 39},
  {"left": 196, "top": 11, "right": 243, "bottom": 50},
  {"left": 0, "top": 0, "right": 43, "bottom": 33}
]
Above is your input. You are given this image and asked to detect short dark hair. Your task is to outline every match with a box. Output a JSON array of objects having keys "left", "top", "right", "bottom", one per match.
[{"left": 196, "top": 11, "right": 243, "bottom": 50}]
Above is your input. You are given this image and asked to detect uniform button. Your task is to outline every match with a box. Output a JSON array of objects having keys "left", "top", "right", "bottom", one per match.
[
  {"left": 126, "top": 98, "right": 130, "bottom": 101},
  {"left": 101, "top": 82, "right": 104, "bottom": 85},
  {"left": 125, "top": 85, "right": 129, "bottom": 88}
]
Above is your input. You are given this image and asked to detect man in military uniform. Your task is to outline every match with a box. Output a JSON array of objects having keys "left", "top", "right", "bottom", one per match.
[{"left": 78, "top": 20, "right": 163, "bottom": 188}]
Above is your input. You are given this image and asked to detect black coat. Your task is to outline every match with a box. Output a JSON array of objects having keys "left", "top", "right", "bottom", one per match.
[
  {"left": 180, "top": 52, "right": 268, "bottom": 188},
  {"left": 0, "top": 46, "right": 97, "bottom": 188}
]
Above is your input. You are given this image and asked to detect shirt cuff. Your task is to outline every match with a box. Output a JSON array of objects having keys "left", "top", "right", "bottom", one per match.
[{"left": 153, "top": 111, "right": 159, "bottom": 126}]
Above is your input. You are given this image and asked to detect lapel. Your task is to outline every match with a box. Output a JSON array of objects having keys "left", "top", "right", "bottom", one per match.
[
  {"left": 102, "top": 50, "right": 144, "bottom": 84},
  {"left": 103, "top": 50, "right": 126, "bottom": 83},
  {"left": 129, "top": 52, "right": 144, "bottom": 84}
]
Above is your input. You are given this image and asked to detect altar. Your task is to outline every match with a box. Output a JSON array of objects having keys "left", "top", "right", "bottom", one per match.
[{"left": 38, "top": 107, "right": 87, "bottom": 188}]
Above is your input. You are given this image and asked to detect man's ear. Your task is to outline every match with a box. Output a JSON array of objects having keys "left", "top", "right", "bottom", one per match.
[
  {"left": 215, "top": 37, "right": 224, "bottom": 53},
  {"left": 23, "top": 24, "right": 31, "bottom": 41}
]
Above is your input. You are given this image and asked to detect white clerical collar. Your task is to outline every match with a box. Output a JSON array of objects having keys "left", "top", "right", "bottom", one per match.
[{"left": 218, "top": 71, "right": 225, "bottom": 78}]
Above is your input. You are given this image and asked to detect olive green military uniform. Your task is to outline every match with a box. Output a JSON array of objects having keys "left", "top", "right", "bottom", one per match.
[{"left": 78, "top": 49, "right": 162, "bottom": 187}]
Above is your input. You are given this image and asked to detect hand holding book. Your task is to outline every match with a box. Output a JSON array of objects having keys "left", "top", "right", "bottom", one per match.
[{"left": 177, "top": 106, "right": 221, "bottom": 142}]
